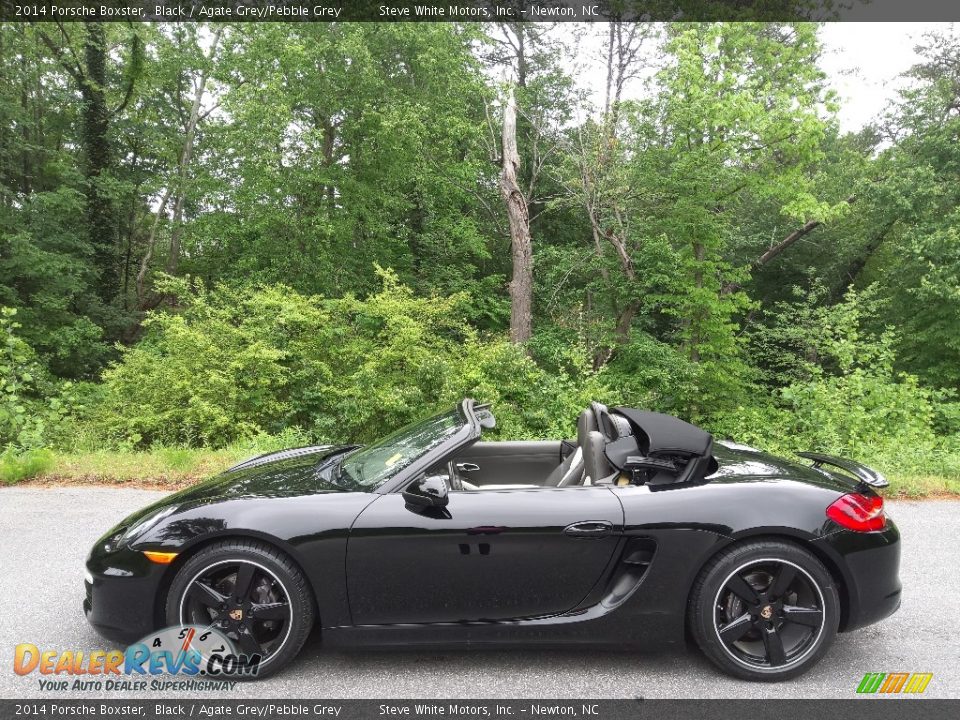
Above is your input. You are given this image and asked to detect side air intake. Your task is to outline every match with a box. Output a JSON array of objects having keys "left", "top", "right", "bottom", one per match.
[{"left": 602, "top": 538, "right": 657, "bottom": 609}]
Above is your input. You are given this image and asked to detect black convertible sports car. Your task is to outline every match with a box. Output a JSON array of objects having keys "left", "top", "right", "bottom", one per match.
[{"left": 85, "top": 399, "right": 901, "bottom": 681}]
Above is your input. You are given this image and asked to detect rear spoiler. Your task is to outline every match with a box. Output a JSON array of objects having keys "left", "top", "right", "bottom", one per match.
[{"left": 797, "top": 451, "right": 889, "bottom": 489}]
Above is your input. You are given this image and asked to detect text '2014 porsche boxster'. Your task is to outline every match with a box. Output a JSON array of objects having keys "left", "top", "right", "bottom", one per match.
[{"left": 85, "top": 399, "right": 901, "bottom": 681}]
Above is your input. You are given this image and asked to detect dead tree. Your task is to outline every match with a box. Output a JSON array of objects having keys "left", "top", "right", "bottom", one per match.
[{"left": 500, "top": 87, "right": 533, "bottom": 344}]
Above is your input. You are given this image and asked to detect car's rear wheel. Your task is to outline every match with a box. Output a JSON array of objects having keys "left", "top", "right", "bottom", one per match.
[
  {"left": 688, "top": 539, "right": 839, "bottom": 681},
  {"left": 165, "top": 539, "right": 314, "bottom": 680}
]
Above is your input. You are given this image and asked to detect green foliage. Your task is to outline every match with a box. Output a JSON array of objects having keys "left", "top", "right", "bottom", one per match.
[
  {"left": 180, "top": 23, "right": 495, "bottom": 301},
  {"left": 846, "top": 32, "right": 960, "bottom": 391},
  {"left": 0, "top": 447, "right": 54, "bottom": 485},
  {"left": 2, "top": 23, "right": 960, "bottom": 494},
  {"left": 599, "top": 332, "right": 700, "bottom": 413},
  {"left": 0, "top": 308, "right": 37, "bottom": 445},
  {"left": 94, "top": 272, "right": 601, "bottom": 448},
  {"left": 650, "top": 23, "right": 837, "bottom": 415},
  {"left": 0, "top": 307, "right": 93, "bottom": 450},
  {"left": 712, "top": 288, "right": 960, "bottom": 485}
]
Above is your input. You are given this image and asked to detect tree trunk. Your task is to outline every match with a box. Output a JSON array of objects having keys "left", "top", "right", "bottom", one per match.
[
  {"left": 322, "top": 117, "right": 337, "bottom": 208},
  {"left": 578, "top": 22, "right": 649, "bottom": 357},
  {"left": 166, "top": 198, "right": 186, "bottom": 275},
  {"left": 81, "top": 22, "right": 117, "bottom": 303},
  {"left": 500, "top": 88, "right": 533, "bottom": 344},
  {"left": 615, "top": 300, "right": 639, "bottom": 344},
  {"left": 689, "top": 241, "right": 705, "bottom": 363},
  {"left": 136, "top": 186, "right": 172, "bottom": 302}
]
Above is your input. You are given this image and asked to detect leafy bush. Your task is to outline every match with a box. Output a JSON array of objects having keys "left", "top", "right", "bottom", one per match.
[
  {"left": 0, "top": 307, "right": 84, "bottom": 450},
  {"left": 600, "top": 332, "right": 700, "bottom": 415},
  {"left": 94, "top": 271, "right": 606, "bottom": 448},
  {"left": 710, "top": 287, "right": 960, "bottom": 486},
  {"left": 0, "top": 307, "right": 41, "bottom": 445},
  {"left": 10, "top": 272, "right": 959, "bottom": 497}
]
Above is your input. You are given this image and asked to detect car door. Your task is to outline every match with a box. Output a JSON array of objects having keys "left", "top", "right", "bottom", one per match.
[{"left": 345, "top": 485, "right": 624, "bottom": 625}]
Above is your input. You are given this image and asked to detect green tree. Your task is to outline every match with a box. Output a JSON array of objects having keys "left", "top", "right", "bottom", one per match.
[
  {"left": 36, "top": 22, "right": 144, "bottom": 303},
  {"left": 178, "top": 24, "right": 494, "bottom": 301},
  {"left": 857, "top": 32, "right": 960, "bottom": 390}
]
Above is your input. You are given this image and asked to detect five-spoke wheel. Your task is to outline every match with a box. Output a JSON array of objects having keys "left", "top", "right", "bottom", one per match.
[
  {"left": 689, "top": 540, "right": 839, "bottom": 681},
  {"left": 180, "top": 559, "right": 293, "bottom": 661},
  {"left": 166, "top": 540, "right": 314, "bottom": 679}
]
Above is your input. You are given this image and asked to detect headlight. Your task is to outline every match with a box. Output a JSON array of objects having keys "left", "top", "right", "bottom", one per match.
[
  {"left": 101, "top": 530, "right": 127, "bottom": 553},
  {"left": 121, "top": 505, "right": 179, "bottom": 546},
  {"left": 94, "top": 505, "right": 180, "bottom": 554}
]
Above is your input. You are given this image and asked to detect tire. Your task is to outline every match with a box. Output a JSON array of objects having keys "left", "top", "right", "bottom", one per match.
[
  {"left": 165, "top": 539, "right": 315, "bottom": 680},
  {"left": 688, "top": 539, "right": 839, "bottom": 681}
]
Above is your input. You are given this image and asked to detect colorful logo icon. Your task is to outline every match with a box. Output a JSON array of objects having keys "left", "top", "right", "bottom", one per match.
[
  {"left": 856, "top": 672, "right": 933, "bottom": 694},
  {"left": 14, "top": 625, "right": 260, "bottom": 679}
]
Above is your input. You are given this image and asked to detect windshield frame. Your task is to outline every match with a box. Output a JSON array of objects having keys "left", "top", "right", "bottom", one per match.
[{"left": 342, "top": 399, "right": 485, "bottom": 494}]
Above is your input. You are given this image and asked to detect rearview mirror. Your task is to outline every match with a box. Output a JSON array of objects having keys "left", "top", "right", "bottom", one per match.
[{"left": 402, "top": 475, "right": 449, "bottom": 509}]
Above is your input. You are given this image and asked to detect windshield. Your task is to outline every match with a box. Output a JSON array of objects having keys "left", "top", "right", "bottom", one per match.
[{"left": 337, "top": 409, "right": 465, "bottom": 490}]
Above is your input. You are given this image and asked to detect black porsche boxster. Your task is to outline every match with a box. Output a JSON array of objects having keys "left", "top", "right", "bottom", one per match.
[{"left": 85, "top": 399, "right": 901, "bottom": 681}]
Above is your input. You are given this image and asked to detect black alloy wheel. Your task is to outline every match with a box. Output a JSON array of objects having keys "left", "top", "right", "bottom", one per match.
[
  {"left": 714, "top": 559, "right": 824, "bottom": 668},
  {"left": 166, "top": 539, "right": 315, "bottom": 679},
  {"left": 689, "top": 539, "right": 839, "bottom": 681},
  {"left": 180, "top": 559, "right": 292, "bottom": 660}
]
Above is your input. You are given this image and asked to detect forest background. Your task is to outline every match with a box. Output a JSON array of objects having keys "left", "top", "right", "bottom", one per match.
[{"left": 2, "top": 20, "right": 959, "bottom": 495}]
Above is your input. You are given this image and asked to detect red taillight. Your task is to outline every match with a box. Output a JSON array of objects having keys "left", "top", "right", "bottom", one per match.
[{"left": 826, "top": 493, "right": 886, "bottom": 532}]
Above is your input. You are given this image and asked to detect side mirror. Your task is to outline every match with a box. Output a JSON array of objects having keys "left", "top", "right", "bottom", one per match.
[{"left": 402, "top": 475, "right": 449, "bottom": 509}]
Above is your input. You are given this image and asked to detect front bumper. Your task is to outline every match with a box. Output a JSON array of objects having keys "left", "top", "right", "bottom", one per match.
[
  {"left": 813, "top": 517, "right": 902, "bottom": 632},
  {"left": 84, "top": 546, "right": 166, "bottom": 644}
]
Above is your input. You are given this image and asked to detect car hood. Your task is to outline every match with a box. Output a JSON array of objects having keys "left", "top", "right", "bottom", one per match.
[
  {"left": 712, "top": 440, "right": 866, "bottom": 494},
  {"left": 178, "top": 444, "right": 358, "bottom": 502},
  {"left": 111, "top": 445, "right": 357, "bottom": 535}
]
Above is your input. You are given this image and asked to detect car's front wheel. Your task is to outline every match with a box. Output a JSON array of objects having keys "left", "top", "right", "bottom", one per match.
[
  {"left": 688, "top": 539, "right": 839, "bottom": 681},
  {"left": 165, "top": 539, "right": 315, "bottom": 680}
]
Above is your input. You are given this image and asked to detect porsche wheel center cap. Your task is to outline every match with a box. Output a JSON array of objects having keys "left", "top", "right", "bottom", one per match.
[
  {"left": 760, "top": 605, "right": 774, "bottom": 620},
  {"left": 229, "top": 608, "right": 244, "bottom": 621}
]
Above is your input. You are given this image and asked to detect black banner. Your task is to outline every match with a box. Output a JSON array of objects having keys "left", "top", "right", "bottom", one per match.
[
  {"left": 2, "top": 0, "right": 960, "bottom": 23},
  {"left": 1, "top": 700, "right": 959, "bottom": 720}
]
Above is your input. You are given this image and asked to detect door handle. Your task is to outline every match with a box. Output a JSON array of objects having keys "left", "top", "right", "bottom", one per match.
[
  {"left": 456, "top": 462, "right": 480, "bottom": 473},
  {"left": 564, "top": 521, "right": 613, "bottom": 538}
]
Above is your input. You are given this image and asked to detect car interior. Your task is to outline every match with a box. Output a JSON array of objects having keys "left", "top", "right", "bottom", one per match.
[
  {"left": 429, "top": 402, "right": 719, "bottom": 493},
  {"left": 433, "top": 402, "right": 639, "bottom": 492}
]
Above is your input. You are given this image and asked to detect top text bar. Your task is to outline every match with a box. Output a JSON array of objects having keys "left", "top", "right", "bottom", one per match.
[{"left": 2, "top": 0, "right": 958, "bottom": 23}]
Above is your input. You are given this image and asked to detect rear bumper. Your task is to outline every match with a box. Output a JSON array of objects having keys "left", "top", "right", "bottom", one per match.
[
  {"left": 813, "top": 517, "right": 901, "bottom": 632},
  {"left": 84, "top": 547, "right": 166, "bottom": 644}
]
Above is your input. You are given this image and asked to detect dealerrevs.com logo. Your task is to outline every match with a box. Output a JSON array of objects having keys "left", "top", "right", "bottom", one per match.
[
  {"left": 14, "top": 625, "right": 260, "bottom": 691},
  {"left": 857, "top": 672, "right": 933, "bottom": 694}
]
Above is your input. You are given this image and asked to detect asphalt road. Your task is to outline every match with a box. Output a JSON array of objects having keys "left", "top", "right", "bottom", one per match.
[{"left": 0, "top": 487, "right": 956, "bottom": 699}]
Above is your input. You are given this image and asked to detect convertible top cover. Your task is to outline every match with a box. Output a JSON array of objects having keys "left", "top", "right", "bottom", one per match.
[
  {"left": 602, "top": 407, "right": 715, "bottom": 486},
  {"left": 615, "top": 408, "right": 713, "bottom": 458}
]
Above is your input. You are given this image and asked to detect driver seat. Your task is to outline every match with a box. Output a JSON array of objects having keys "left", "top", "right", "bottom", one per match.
[
  {"left": 583, "top": 403, "right": 631, "bottom": 485},
  {"left": 545, "top": 409, "right": 596, "bottom": 487},
  {"left": 583, "top": 431, "right": 615, "bottom": 485}
]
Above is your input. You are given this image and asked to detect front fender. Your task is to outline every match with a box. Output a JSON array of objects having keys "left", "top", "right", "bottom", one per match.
[{"left": 132, "top": 492, "right": 377, "bottom": 630}]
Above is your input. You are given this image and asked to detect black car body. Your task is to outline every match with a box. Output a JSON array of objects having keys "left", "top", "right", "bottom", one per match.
[{"left": 85, "top": 399, "right": 901, "bottom": 680}]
